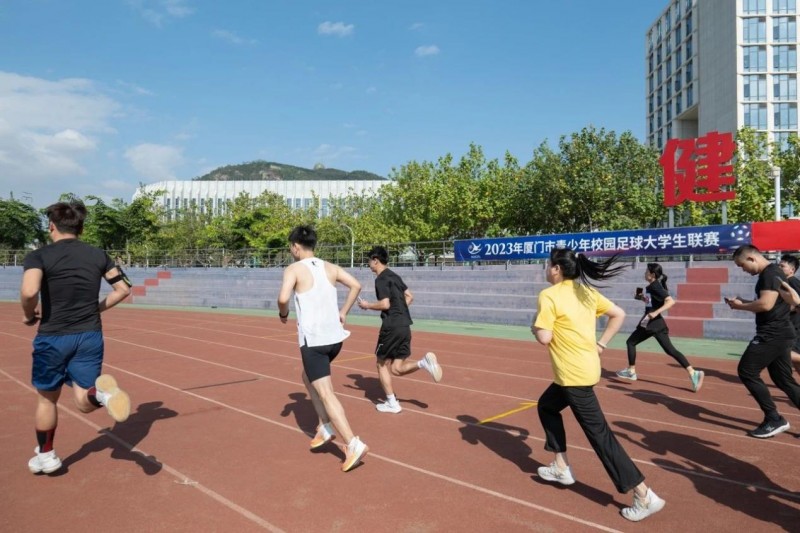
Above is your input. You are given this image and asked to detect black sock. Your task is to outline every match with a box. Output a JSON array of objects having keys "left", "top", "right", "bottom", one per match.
[{"left": 36, "top": 428, "right": 56, "bottom": 453}]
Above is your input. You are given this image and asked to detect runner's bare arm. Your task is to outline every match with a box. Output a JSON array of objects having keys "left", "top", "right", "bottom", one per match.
[
  {"left": 277, "top": 265, "right": 297, "bottom": 322},
  {"left": 335, "top": 265, "right": 361, "bottom": 320},
  {"left": 20, "top": 268, "right": 42, "bottom": 325},
  {"left": 405, "top": 289, "right": 414, "bottom": 306},
  {"left": 99, "top": 267, "right": 132, "bottom": 313}
]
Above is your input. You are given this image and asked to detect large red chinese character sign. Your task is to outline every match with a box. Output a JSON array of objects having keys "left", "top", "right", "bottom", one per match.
[{"left": 660, "top": 131, "right": 736, "bottom": 207}]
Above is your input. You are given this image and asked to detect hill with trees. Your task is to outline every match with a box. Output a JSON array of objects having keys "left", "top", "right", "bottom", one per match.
[{"left": 194, "top": 160, "right": 387, "bottom": 182}]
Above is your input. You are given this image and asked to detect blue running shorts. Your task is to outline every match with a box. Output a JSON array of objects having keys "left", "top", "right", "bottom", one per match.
[{"left": 31, "top": 331, "right": 104, "bottom": 391}]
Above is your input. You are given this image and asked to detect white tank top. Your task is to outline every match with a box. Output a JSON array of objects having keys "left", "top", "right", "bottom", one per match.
[{"left": 294, "top": 257, "right": 349, "bottom": 347}]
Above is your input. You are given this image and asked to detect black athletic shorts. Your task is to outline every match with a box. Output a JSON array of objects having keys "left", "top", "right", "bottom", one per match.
[
  {"left": 375, "top": 325, "right": 411, "bottom": 361},
  {"left": 301, "top": 342, "right": 343, "bottom": 382}
]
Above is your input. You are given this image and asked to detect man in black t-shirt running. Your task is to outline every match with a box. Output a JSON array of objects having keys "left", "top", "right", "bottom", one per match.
[
  {"left": 728, "top": 245, "right": 800, "bottom": 438},
  {"left": 21, "top": 201, "right": 132, "bottom": 474},
  {"left": 778, "top": 254, "right": 800, "bottom": 375},
  {"left": 358, "top": 246, "right": 442, "bottom": 413}
]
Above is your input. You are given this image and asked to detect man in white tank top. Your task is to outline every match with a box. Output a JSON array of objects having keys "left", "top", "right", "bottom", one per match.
[{"left": 277, "top": 225, "right": 368, "bottom": 472}]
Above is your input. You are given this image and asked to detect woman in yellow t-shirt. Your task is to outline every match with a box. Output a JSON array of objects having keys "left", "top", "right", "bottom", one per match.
[{"left": 532, "top": 248, "right": 665, "bottom": 522}]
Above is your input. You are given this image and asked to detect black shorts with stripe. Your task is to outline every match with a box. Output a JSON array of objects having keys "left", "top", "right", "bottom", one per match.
[{"left": 375, "top": 325, "right": 411, "bottom": 361}]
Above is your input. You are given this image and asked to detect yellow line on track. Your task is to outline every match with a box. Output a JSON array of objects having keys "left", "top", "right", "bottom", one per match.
[{"left": 479, "top": 402, "right": 538, "bottom": 424}]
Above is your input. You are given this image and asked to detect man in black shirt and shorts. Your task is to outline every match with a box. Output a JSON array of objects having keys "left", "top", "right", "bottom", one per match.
[
  {"left": 727, "top": 245, "right": 800, "bottom": 438},
  {"left": 358, "top": 246, "right": 442, "bottom": 414},
  {"left": 21, "top": 201, "right": 132, "bottom": 474}
]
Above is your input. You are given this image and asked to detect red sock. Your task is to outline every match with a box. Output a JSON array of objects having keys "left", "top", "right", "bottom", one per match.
[
  {"left": 36, "top": 428, "right": 56, "bottom": 453},
  {"left": 87, "top": 386, "right": 102, "bottom": 408}
]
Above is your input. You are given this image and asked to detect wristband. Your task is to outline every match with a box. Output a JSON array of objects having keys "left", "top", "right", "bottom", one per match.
[
  {"left": 596, "top": 341, "right": 607, "bottom": 349},
  {"left": 279, "top": 310, "right": 289, "bottom": 319}
]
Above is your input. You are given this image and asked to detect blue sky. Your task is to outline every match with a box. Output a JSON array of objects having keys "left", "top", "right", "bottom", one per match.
[{"left": 0, "top": 0, "right": 663, "bottom": 207}]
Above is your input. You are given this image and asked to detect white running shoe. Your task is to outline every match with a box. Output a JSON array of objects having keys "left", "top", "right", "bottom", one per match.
[
  {"left": 95, "top": 374, "right": 131, "bottom": 423},
  {"left": 621, "top": 488, "right": 666, "bottom": 522},
  {"left": 28, "top": 446, "right": 62, "bottom": 474},
  {"left": 422, "top": 352, "right": 443, "bottom": 383},
  {"left": 537, "top": 461, "right": 575, "bottom": 485},
  {"left": 376, "top": 401, "right": 402, "bottom": 414}
]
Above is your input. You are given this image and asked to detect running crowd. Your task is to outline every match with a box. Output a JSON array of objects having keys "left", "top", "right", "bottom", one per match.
[{"left": 18, "top": 201, "right": 800, "bottom": 524}]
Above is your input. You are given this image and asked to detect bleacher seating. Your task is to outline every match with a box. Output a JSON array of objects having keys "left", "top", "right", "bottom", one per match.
[{"left": 0, "top": 261, "right": 780, "bottom": 341}]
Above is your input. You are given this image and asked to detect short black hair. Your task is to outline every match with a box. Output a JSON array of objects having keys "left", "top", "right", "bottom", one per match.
[
  {"left": 46, "top": 201, "right": 87, "bottom": 236},
  {"left": 780, "top": 253, "right": 800, "bottom": 273},
  {"left": 732, "top": 244, "right": 760, "bottom": 260},
  {"left": 288, "top": 225, "right": 317, "bottom": 250},
  {"left": 367, "top": 245, "right": 388, "bottom": 265}
]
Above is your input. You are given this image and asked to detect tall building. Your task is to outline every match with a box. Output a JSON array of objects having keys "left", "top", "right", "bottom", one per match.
[{"left": 647, "top": 0, "right": 799, "bottom": 150}]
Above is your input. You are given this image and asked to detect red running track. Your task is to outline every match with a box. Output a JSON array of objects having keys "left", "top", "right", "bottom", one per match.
[{"left": 1, "top": 302, "right": 798, "bottom": 532}]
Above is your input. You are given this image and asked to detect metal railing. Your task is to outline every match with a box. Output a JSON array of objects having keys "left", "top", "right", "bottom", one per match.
[{"left": 1, "top": 244, "right": 794, "bottom": 269}]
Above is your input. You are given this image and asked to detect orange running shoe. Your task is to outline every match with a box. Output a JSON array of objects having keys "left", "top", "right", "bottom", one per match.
[
  {"left": 310, "top": 423, "right": 335, "bottom": 449},
  {"left": 341, "top": 436, "right": 368, "bottom": 472}
]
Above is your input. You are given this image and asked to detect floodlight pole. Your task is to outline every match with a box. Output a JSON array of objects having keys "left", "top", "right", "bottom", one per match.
[
  {"left": 772, "top": 167, "right": 782, "bottom": 221},
  {"left": 342, "top": 223, "right": 354, "bottom": 268}
]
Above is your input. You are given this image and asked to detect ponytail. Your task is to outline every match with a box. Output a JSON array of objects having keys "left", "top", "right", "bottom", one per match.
[{"left": 550, "top": 249, "right": 627, "bottom": 289}]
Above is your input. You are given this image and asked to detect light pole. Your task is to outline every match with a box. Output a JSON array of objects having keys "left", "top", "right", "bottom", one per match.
[
  {"left": 772, "top": 167, "right": 782, "bottom": 221},
  {"left": 342, "top": 223, "right": 354, "bottom": 268}
]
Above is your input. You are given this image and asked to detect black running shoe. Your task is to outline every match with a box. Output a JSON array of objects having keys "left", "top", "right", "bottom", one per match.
[{"left": 749, "top": 418, "right": 790, "bottom": 438}]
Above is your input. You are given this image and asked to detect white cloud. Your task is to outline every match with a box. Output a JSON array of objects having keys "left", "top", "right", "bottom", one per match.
[
  {"left": 124, "top": 143, "right": 184, "bottom": 180},
  {"left": 0, "top": 71, "right": 118, "bottom": 196},
  {"left": 366, "top": 86, "right": 377, "bottom": 94},
  {"left": 128, "top": 0, "right": 194, "bottom": 27},
  {"left": 212, "top": 29, "right": 257, "bottom": 45},
  {"left": 317, "top": 21, "right": 354, "bottom": 37},
  {"left": 0, "top": 72, "right": 119, "bottom": 133},
  {"left": 415, "top": 45, "right": 440, "bottom": 57},
  {"left": 409, "top": 22, "right": 424, "bottom": 31}
]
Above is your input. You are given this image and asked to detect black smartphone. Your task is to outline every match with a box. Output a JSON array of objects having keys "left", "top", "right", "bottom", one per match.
[{"left": 635, "top": 287, "right": 643, "bottom": 295}]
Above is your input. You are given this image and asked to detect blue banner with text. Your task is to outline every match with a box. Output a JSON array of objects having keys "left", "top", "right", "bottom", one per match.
[{"left": 453, "top": 224, "right": 752, "bottom": 261}]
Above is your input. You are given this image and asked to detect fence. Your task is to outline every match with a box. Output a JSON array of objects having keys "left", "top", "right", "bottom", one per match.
[
  {"left": 0, "top": 242, "right": 457, "bottom": 269},
  {"left": 1, "top": 243, "right": 794, "bottom": 269}
]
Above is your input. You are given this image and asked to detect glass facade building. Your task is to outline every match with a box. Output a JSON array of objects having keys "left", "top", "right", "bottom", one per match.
[{"left": 647, "top": 0, "right": 799, "bottom": 150}]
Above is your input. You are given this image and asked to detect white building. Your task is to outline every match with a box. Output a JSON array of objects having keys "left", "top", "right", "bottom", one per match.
[
  {"left": 134, "top": 179, "right": 390, "bottom": 216},
  {"left": 647, "top": 0, "right": 799, "bottom": 150}
]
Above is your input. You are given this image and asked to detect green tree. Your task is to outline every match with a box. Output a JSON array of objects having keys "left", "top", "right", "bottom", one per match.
[
  {"left": 510, "top": 127, "right": 663, "bottom": 234},
  {"left": 381, "top": 143, "right": 518, "bottom": 241},
  {"left": 772, "top": 133, "right": 800, "bottom": 217},
  {"left": 82, "top": 196, "right": 127, "bottom": 249},
  {"left": 727, "top": 128, "right": 775, "bottom": 223},
  {"left": 0, "top": 198, "right": 45, "bottom": 248},
  {"left": 121, "top": 191, "right": 164, "bottom": 247}
]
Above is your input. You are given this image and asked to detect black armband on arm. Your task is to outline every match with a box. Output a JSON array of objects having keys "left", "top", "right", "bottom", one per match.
[{"left": 106, "top": 267, "right": 133, "bottom": 287}]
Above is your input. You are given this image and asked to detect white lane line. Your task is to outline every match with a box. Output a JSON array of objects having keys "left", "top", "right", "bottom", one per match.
[
  {"left": 0, "top": 369, "right": 285, "bottom": 533},
  {"left": 4, "top": 329, "right": 799, "bottom": 505}
]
